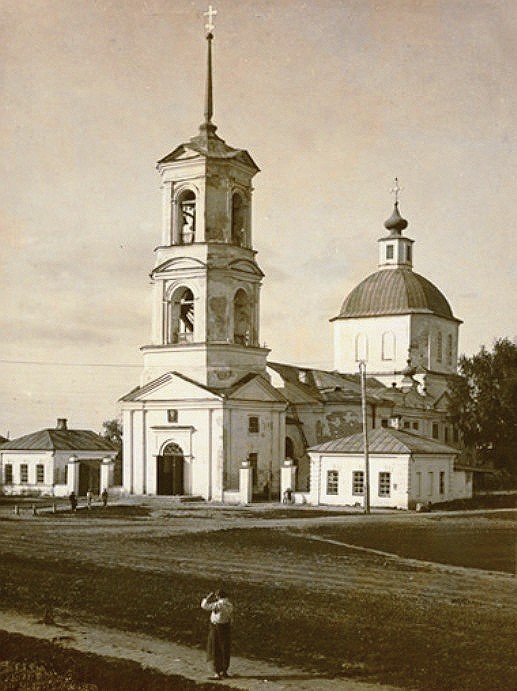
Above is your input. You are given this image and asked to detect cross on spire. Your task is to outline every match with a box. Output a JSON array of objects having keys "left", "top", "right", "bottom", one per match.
[
  {"left": 390, "top": 177, "right": 403, "bottom": 204},
  {"left": 204, "top": 5, "right": 217, "bottom": 34}
]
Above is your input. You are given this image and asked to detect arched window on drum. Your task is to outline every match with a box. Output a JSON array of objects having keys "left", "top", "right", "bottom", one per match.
[
  {"left": 382, "top": 332, "right": 396, "bottom": 361},
  {"left": 355, "top": 333, "right": 368, "bottom": 362}
]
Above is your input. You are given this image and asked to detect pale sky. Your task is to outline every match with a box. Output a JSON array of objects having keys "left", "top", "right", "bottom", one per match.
[{"left": 1, "top": 0, "right": 516, "bottom": 438}]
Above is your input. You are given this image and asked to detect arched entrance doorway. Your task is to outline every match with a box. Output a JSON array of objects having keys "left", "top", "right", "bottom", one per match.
[{"left": 157, "top": 442, "right": 185, "bottom": 495}]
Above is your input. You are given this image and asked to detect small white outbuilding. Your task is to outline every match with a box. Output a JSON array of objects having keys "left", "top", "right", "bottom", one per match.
[{"left": 308, "top": 427, "right": 472, "bottom": 510}]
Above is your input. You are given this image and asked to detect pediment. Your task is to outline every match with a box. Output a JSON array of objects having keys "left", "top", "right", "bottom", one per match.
[
  {"left": 121, "top": 372, "right": 221, "bottom": 403},
  {"left": 227, "top": 375, "right": 286, "bottom": 403},
  {"left": 157, "top": 145, "right": 202, "bottom": 166},
  {"left": 153, "top": 256, "right": 207, "bottom": 275},
  {"left": 228, "top": 259, "right": 264, "bottom": 277}
]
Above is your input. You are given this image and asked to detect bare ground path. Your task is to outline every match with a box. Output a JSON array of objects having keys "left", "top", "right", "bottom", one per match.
[{"left": 0, "top": 610, "right": 400, "bottom": 691}]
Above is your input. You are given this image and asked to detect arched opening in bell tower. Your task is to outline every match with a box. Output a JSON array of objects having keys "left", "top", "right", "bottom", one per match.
[
  {"left": 167, "top": 287, "right": 195, "bottom": 344},
  {"left": 231, "top": 192, "right": 245, "bottom": 246},
  {"left": 233, "top": 288, "right": 251, "bottom": 345},
  {"left": 178, "top": 189, "right": 196, "bottom": 244}
]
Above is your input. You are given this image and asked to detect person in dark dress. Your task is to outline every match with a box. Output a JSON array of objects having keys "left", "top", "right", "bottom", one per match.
[
  {"left": 69, "top": 491, "right": 77, "bottom": 512},
  {"left": 200, "top": 588, "right": 233, "bottom": 680}
]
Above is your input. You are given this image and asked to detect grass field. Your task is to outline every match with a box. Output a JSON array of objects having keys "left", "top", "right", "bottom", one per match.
[{"left": 0, "top": 502, "right": 515, "bottom": 690}]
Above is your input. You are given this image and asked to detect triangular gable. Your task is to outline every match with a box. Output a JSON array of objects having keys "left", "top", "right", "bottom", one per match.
[
  {"left": 226, "top": 374, "right": 286, "bottom": 403},
  {"left": 120, "top": 372, "right": 221, "bottom": 403},
  {"left": 157, "top": 144, "right": 202, "bottom": 166}
]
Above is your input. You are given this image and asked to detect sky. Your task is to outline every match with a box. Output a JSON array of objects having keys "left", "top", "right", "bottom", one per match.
[{"left": 1, "top": 0, "right": 516, "bottom": 438}]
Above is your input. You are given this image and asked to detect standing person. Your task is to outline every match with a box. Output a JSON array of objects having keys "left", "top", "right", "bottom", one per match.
[
  {"left": 101, "top": 488, "right": 108, "bottom": 507},
  {"left": 69, "top": 491, "right": 77, "bottom": 513},
  {"left": 200, "top": 589, "right": 233, "bottom": 680},
  {"left": 86, "top": 489, "right": 93, "bottom": 510}
]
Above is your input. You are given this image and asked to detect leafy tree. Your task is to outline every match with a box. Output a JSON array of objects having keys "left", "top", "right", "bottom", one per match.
[
  {"left": 101, "top": 418, "right": 123, "bottom": 485},
  {"left": 100, "top": 418, "right": 122, "bottom": 449},
  {"left": 448, "top": 338, "right": 517, "bottom": 479}
]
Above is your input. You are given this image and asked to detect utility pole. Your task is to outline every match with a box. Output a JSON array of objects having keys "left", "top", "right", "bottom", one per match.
[{"left": 359, "top": 361, "right": 370, "bottom": 514}]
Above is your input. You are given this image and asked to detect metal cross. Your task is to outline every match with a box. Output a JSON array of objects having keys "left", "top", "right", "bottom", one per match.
[
  {"left": 204, "top": 5, "right": 217, "bottom": 33},
  {"left": 390, "top": 177, "right": 403, "bottom": 203}
]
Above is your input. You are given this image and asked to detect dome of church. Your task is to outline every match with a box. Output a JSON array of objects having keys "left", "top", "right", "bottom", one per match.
[{"left": 338, "top": 268, "right": 454, "bottom": 319}]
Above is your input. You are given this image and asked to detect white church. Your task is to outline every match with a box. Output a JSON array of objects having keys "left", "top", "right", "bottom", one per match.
[{"left": 119, "top": 20, "right": 473, "bottom": 508}]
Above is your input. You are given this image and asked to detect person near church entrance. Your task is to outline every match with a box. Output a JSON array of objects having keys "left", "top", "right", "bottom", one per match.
[
  {"left": 200, "top": 588, "right": 233, "bottom": 680},
  {"left": 101, "top": 488, "right": 108, "bottom": 507},
  {"left": 69, "top": 491, "right": 77, "bottom": 513},
  {"left": 282, "top": 487, "right": 293, "bottom": 504},
  {"left": 86, "top": 489, "right": 93, "bottom": 509}
]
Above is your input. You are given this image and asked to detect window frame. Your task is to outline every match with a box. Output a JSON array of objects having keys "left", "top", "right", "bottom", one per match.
[
  {"left": 248, "top": 416, "right": 259, "bottom": 434},
  {"left": 378, "top": 471, "right": 391, "bottom": 497},
  {"left": 352, "top": 470, "right": 364, "bottom": 495},
  {"left": 36, "top": 464, "right": 44, "bottom": 484},
  {"left": 4, "top": 464, "right": 13, "bottom": 485},
  {"left": 326, "top": 470, "right": 339, "bottom": 495},
  {"left": 20, "top": 463, "right": 28, "bottom": 484}
]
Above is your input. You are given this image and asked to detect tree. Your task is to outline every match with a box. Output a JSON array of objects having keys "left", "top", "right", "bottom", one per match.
[
  {"left": 101, "top": 418, "right": 123, "bottom": 485},
  {"left": 100, "top": 418, "right": 122, "bottom": 449},
  {"left": 448, "top": 338, "right": 517, "bottom": 480}
]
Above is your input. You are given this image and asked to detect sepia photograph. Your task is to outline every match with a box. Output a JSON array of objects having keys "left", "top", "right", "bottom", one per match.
[{"left": 0, "top": 1, "right": 515, "bottom": 689}]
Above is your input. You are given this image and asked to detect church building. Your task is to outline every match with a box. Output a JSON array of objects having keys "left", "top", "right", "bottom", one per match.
[{"left": 120, "top": 17, "right": 470, "bottom": 506}]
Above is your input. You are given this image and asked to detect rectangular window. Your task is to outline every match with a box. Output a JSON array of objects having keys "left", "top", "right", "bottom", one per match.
[
  {"left": 381, "top": 419, "right": 389, "bottom": 428},
  {"left": 248, "top": 416, "right": 259, "bottom": 434},
  {"left": 386, "top": 244, "right": 394, "bottom": 259},
  {"left": 64, "top": 465, "right": 68, "bottom": 484},
  {"left": 403, "top": 421, "right": 410, "bottom": 429},
  {"left": 378, "top": 472, "right": 391, "bottom": 497},
  {"left": 447, "top": 334, "right": 453, "bottom": 365},
  {"left": 20, "top": 464, "right": 28, "bottom": 483},
  {"left": 36, "top": 464, "right": 44, "bottom": 484},
  {"left": 352, "top": 471, "right": 364, "bottom": 495},
  {"left": 326, "top": 470, "right": 339, "bottom": 495},
  {"left": 406, "top": 244, "right": 412, "bottom": 263},
  {"left": 167, "top": 409, "right": 178, "bottom": 423},
  {"left": 444, "top": 426, "right": 449, "bottom": 443},
  {"left": 439, "top": 471, "right": 445, "bottom": 494},
  {"left": 428, "top": 471, "right": 434, "bottom": 496},
  {"left": 248, "top": 452, "right": 258, "bottom": 488},
  {"left": 432, "top": 423, "right": 439, "bottom": 439},
  {"left": 4, "top": 464, "right": 13, "bottom": 484},
  {"left": 412, "top": 421, "right": 419, "bottom": 430},
  {"left": 437, "top": 332, "right": 443, "bottom": 363}
]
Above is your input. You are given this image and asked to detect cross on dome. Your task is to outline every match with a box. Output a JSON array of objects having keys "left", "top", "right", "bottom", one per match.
[
  {"left": 390, "top": 177, "right": 403, "bottom": 204},
  {"left": 204, "top": 5, "right": 217, "bottom": 34}
]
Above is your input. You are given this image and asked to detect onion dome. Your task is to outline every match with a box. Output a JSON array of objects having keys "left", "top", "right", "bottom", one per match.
[{"left": 384, "top": 202, "right": 408, "bottom": 235}]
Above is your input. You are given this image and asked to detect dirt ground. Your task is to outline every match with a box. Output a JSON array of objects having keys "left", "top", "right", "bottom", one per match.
[{"left": 0, "top": 500, "right": 515, "bottom": 690}]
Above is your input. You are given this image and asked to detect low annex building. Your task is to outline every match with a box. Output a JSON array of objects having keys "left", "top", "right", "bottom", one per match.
[
  {"left": 0, "top": 418, "right": 117, "bottom": 497},
  {"left": 308, "top": 424, "right": 472, "bottom": 510}
]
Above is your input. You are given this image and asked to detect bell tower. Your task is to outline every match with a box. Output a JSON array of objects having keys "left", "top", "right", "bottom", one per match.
[{"left": 141, "top": 20, "right": 269, "bottom": 388}]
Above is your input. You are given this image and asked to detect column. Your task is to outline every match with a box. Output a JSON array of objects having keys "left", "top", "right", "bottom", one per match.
[
  {"left": 67, "top": 455, "right": 79, "bottom": 494},
  {"left": 239, "top": 460, "right": 253, "bottom": 504},
  {"left": 100, "top": 457, "right": 114, "bottom": 493}
]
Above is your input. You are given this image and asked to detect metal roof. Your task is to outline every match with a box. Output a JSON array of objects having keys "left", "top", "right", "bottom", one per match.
[
  {"left": 0, "top": 429, "right": 116, "bottom": 452},
  {"left": 335, "top": 268, "right": 459, "bottom": 321},
  {"left": 309, "top": 427, "right": 458, "bottom": 455}
]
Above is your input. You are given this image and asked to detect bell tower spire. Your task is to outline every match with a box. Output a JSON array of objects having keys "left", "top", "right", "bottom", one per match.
[
  {"left": 199, "top": 6, "right": 218, "bottom": 138},
  {"left": 378, "top": 178, "right": 414, "bottom": 269}
]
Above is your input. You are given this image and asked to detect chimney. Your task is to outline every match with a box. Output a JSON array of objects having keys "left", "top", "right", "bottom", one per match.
[
  {"left": 388, "top": 415, "right": 402, "bottom": 430},
  {"left": 56, "top": 418, "right": 68, "bottom": 430}
]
